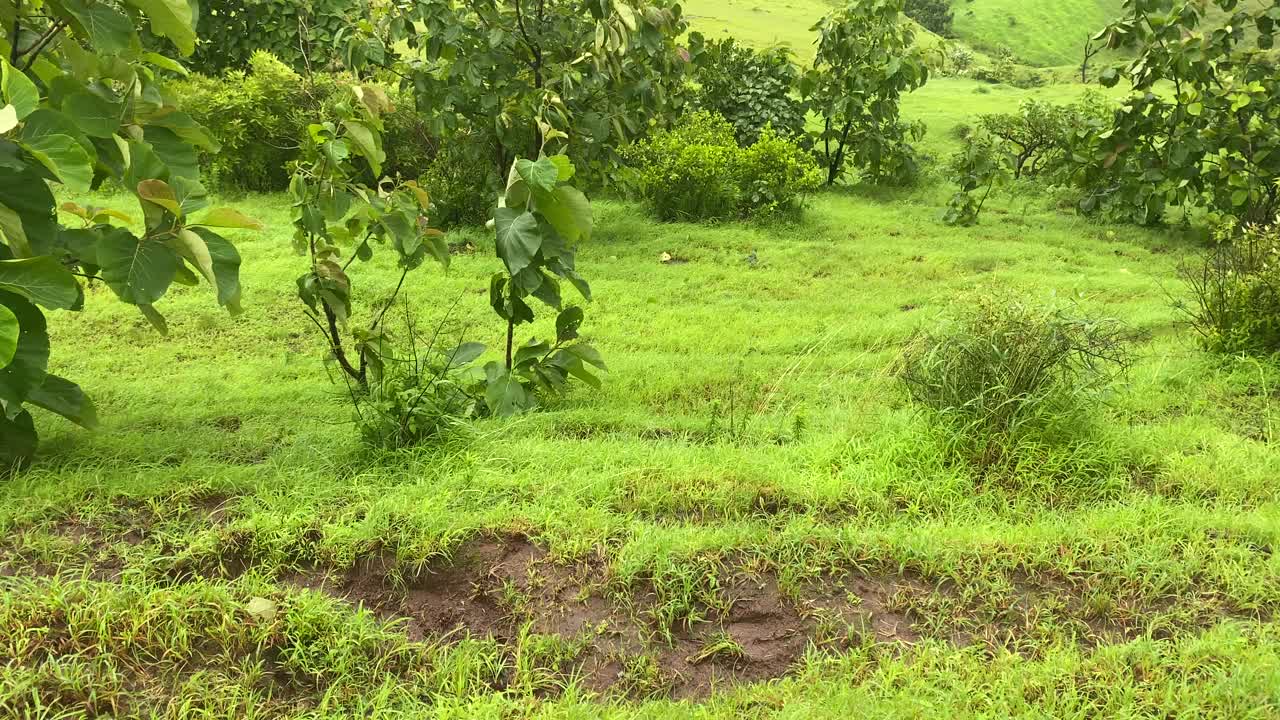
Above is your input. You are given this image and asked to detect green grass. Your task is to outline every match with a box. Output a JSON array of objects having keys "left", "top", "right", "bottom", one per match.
[
  {"left": 4, "top": 150, "right": 1280, "bottom": 715},
  {"left": 950, "top": 0, "right": 1122, "bottom": 67},
  {"left": 682, "top": 0, "right": 950, "bottom": 62}
]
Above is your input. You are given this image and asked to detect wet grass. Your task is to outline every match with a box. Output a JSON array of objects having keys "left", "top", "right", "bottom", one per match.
[{"left": 3, "top": 145, "right": 1280, "bottom": 715}]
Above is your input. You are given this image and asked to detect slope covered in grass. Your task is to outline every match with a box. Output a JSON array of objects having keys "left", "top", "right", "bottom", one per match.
[
  {"left": 950, "top": 0, "right": 1122, "bottom": 66},
  {"left": 682, "top": 0, "right": 948, "bottom": 61}
]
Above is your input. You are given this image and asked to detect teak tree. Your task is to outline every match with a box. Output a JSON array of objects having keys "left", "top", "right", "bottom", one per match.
[
  {"left": 1081, "top": 0, "right": 1280, "bottom": 225},
  {"left": 0, "top": 0, "right": 255, "bottom": 463},
  {"left": 364, "top": 0, "right": 694, "bottom": 182},
  {"left": 801, "top": 0, "right": 929, "bottom": 186}
]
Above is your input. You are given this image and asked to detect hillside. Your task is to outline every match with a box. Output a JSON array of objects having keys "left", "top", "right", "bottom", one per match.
[
  {"left": 950, "top": 0, "right": 1121, "bottom": 67},
  {"left": 681, "top": 0, "right": 832, "bottom": 59},
  {"left": 682, "top": 0, "right": 955, "bottom": 61}
]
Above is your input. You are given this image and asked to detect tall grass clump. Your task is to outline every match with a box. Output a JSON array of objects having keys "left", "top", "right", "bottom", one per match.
[{"left": 896, "top": 293, "right": 1134, "bottom": 476}]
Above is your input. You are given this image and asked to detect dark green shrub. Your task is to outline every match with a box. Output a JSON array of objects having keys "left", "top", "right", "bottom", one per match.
[
  {"left": 1180, "top": 221, "right": 1280, "bottom": 357},
  {"left": 737, "top": 127, "right": 824, "bottom": 219},
  {"left": 172, "top": 53, "right": 437, "bottom": 191},
  {"left": 419, "top": 132, "right": 501, "bottom": 228},
  {"left": 904, "top": 0, "right": 954, "bottom": 36},
  {"left": 694, "top": 38, "right": 807, "bottom": 145},
  {"left": 171, "top": 52, "right": 316, "bottom": 191},
  {"left": 625, "top": 112, "right": 820, "bottom": 222},
  {"left": 897, "top": 294, "right": 1133, "bottom": 468},
  {"left": 183, "top": 0, "right": 366, "bottom": 75}
]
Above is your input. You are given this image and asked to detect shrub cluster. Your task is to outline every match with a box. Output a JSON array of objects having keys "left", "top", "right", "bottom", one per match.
[
  {"left": 625, "top": 112, "right": 821, "bottom": 222},
  {"left": 694, "top": 38, "right": 807, "bottom": 146},
  {"left": 1181, "top": 221, "right": 1280, "bottom": 357},
  {"left": 170, "top": 52, "right": 496, "bottom": 217},
  {"left": 904, "top": 0, "right": 954, "bottom": 37},
  {"left": 897, "top": 293, "right": 1133, "bottom": 469},
  {"left": 943, "top": 93, "right": 1113, "bottom": 225}
]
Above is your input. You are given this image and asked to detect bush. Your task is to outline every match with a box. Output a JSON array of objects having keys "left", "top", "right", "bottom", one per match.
[
  {"left": 897, "top": 294, "right": 1133, "bottom": 468},
  {"left": 625, "top": 112, "right": 820, "bottom": 222},
  {"left": 694, "top": 38, "right": 807, "bottom": 146},
  {"left": 737, "top": 127, "right": 825, "bottom": 218},
  {"left": 171, "top": 52, "right": 315, "bottom": 191},
  {"left": 1180, "top": 221, "right": 1280, "bottom": 357},
  {"left": 943, "top": 93, "right": 1113, "bottom": 225},
  {"left": 171, "top": 52, "right": 439, "bottom": 191},
  {"left": 419, "top": 132, "right": 500, "bottom": 228},
  {"left": 179, "top": 0, "right": 366, "bottom": 75},
  {"left": 904, "top": 0, "right": 954, "bottom": 36}
]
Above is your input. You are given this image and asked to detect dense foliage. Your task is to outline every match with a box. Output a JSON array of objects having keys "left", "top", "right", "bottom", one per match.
[
  {"left": 898, "top": 293, "right": 1133, "bottom": 468},
  {"left": 0, "top": 0, "right": 253, "bottom": 463},
  {"left": 418, "top": 131, "right": 500, "bottom": 228},
  {"left": 182, "top": 0, "right": 365, "bottom": 75},
  {"left": 372, "top": 0, "right": 695, "bottom": 185},
  {"left": 625, "top": 111, "right": 820, "bottom": 221},
  {"left": 172, "top": 53, "right": 434, "bottom": 191},
  {"left": 1081, "top": 0, "right": 1280, "bottom": 226},
  {"left": 904, "top": 0, "right": 954, "bottom": 37},
  {"left": 801, "top": 0, "right": 929, "bottom": 186},
  {"left": 692, "top": 37, "right": 806, "bottom": 145},
  {"left": 1180, "top": 218, "right": 1280, "bottom": 357},
  {"left": 943, "top": 94, "right": 1111, "bottom": 225}
]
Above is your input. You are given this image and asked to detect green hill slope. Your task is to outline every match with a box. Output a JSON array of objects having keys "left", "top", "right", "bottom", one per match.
[
  {"left": 950, "top": 0, "right": 1122, "bottom": 67},
  {"left": 681, "top": 0, "right": 831, "bottom": 59},
  {"left": 682, "top": 0, "right": 950, "bottom": 61}
]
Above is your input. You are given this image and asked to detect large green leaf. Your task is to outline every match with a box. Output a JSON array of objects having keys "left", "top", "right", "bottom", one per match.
[
  {"left": 536, "top": 185, "right": 593, "bottom": 244},
  {"left": 0, "top": 166, "right": 56, "bottom": 257},
  {"left": 125, "top": 0, "right": 197, "bottom": 55},
  {"left": 342, "top": 120, "right": 384, "bottom": 175},
  {"left": 484, "top": 363, "right": 532, "bottom": 416},
  {"left": 0, "top": 303, "right": 18, "bottom": 368},
  {"left": 1, "top": 61, "right": 38, "bottom": 120},
  {"left": 170, "top": 229, "right": 214, "bottom": 283},
  {"left": 27, "top": 373, "right": 97, "bottom": 429},
  {"left": 20, "top": 108, "right": 97, "bottom": 159},
  {"left": 97, "top": 229, "right": 180, "bottom": 306},
  {"left": 145, "top": 110, "right": 218, "bottom": 151},
  {"left": 123, "top": 138, "right": 171, "bottom": 188},
  {"left": 515, "top": 157, "right": 560, "bottom": 193},
  {"left": 57, "top": 0, "right": 138, "bottom": 55},
  {"left": 0, "top": 256, "right": 82, "bottom": 309},
  {"left": 0, "top": 291, "right": 49, "bottom": 418},
  {"left": 22, "top": 133, "right": 94, "bottom": 192},
  {"left": 0, "top": 105, "right": 17, "bottom": 134},
  {"left": 0, "top": 409, "right": 37, "bottom": 467},
  {"left": 0, "top": 202, "right": 30, "bottom": 258},
  {"left": 62, "top": 91, "right": 121, "bottom": 138},
  {"left": 189, "top": 227, "right": 243, "bottom": 313},
  {"left": 143, "top": 126, "right": 200, "bottom": 181},
  {"left": 494, "top": 207, "right": 541, "bottom": 275}
]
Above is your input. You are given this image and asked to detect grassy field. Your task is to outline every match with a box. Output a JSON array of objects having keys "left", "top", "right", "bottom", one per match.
[
  {"left": 682, "top": 0, "right": 952, "bottom": 62},
  {"left": 4, "top": 118, "right": 1280, "bottom": 716},
  {"left": 950, "top": 0, "right": 1121, "bottom": 66}
]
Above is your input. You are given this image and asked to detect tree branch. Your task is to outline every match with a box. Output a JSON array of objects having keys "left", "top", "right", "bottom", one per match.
[
  {"left": 18, "top": 19, "right": 66, "bottom": 70},
  {"left": 9, "top": 0, "right": 23, "bottom": 65}
]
